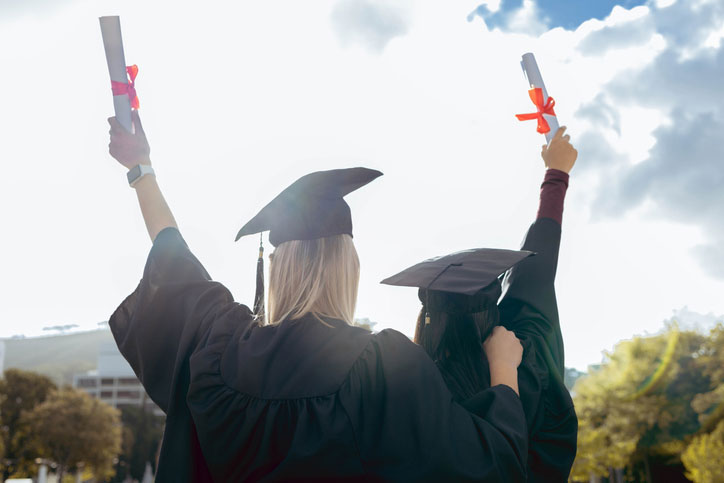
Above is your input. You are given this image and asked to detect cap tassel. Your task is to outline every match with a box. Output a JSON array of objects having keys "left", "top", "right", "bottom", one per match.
[
  {"left": 425, "top": 289, "right": 431, "bottom": 325},
  {"left": 254, "top": 234, "right": 266, "bottom": 324},
  {"left": 423, "top": 262, "right": 461, "bottom": 326}
]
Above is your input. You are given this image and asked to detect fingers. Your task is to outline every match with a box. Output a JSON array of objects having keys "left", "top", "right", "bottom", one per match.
[
  {"left": 108, "top": 117, "right": 127, "bottom": 136},
  {"left": 108, "top": 114, "right": 144, "bottom": 137},
  {"left": 488, "top": 325, "right": 514, "bottom": 340},
  {"left": 553, "top": 126, "right": 567, "bottom": 140}
]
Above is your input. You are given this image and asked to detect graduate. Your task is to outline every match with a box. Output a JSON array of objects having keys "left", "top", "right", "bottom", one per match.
[
  {"left": 382, "top": 127, "right": 579, "bottom": 482},
  {"left": 106, "top": 110, "right": 532, "bottom": 481}
]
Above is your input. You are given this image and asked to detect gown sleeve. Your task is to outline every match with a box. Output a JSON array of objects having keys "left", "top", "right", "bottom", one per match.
[
  {"left": 498, "top": 169, "right": 578, "bottom": 481},
  {"left": 110, "top": 228, "right": 255, "bottom": 481},
  {"left": 344, "top": 329, "right": 529, "bottom": 482},
  {"left": 109, "top": 227, "right": 245, "bottom": 413},
  {"left": 499, "top": 168, "right": 568, "bottom": 377}
]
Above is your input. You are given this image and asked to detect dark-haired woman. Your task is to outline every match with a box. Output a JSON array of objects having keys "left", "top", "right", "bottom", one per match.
[{"left": 385, "top": 127, "right": 579, "bottom": 482}]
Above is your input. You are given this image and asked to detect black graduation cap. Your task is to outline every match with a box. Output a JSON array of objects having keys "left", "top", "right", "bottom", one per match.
[
  {"left": 381, "top": 248, "right": 534, "bottom": 318},
  {"left": 236, "top": 167, "right": 382, "bottom": 321},
  {"left": 236, "top": 167, "right": 383, "bottom": 247}
]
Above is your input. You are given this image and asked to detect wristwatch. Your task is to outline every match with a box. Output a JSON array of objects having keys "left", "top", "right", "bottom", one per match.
[{"left": 127, "top": 164, "right": 155, "bottom": 187}]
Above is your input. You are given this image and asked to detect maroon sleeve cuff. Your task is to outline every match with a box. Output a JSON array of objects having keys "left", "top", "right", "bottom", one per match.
[{"left": 537, "top": 169, "right": 569, "bottom": 225}]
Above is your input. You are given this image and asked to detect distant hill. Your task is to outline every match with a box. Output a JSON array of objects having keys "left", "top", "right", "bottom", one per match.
[{"left": 2, "top": 329, "right": 114, "bottom": 386}]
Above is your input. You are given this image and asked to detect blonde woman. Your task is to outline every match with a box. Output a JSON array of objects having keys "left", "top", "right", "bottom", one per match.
[{"left": 108, "top": 111, "right": 529, "bottom": 482}]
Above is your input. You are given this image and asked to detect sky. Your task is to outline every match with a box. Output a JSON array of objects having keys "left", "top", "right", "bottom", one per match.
[{"left": 0, "top": 0, "right": 723, "bottom": 370}]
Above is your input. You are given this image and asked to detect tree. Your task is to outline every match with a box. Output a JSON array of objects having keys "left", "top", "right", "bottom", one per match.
[
  {"left": 24, "top": 387, "right": 122, "bottom": 481},
  {"left": 570, "top": 326, "right": 712, "bottom": 481},
  {"left": 0, "top": 369, "right": 56, "bottom": 480},
  {"left": 690, "top": 323, "right": 724, "bottom": 431},
  {"left": 681, "top": 419, "right": 724, "bottom": 483},
  {"left": 680, "top": 323, "right": 724, "bottom": 483},
  {"left": 112, "top": 404, "right": 164, "bottom": 481}
]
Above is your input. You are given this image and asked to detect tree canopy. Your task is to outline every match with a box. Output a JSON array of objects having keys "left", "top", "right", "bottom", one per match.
[
  {"left": 0, "top": 368, "right": 56, "bottom": 480},
  {"left": 571, "top": 323, "right": 724, "bottom": 482},
  {"left": 112, "top": 404, "right": 164, "bottom": 481},
  {"left": 24, "top": 387, "right": 122, "bottom": 481}
]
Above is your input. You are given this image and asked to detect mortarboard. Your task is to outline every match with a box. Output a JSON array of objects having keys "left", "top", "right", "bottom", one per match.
[
  {"left": 236, "top": 167, "right": 383, "bottom": 246},
  {"left": 381, "top": 248, "right": 534, "bottom": 321},
  {"left": 236, "top": 167, "right": 383, "bottom": 321}
]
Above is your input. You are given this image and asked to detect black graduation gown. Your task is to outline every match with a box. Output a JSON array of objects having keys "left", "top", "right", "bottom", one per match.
[
  {"left": 435, "top": 217, "right": 577, "bottom": 482},
  {"left": 110, "top": 227, "right": 529, "bottom": 482},
  {"left": 497, "top": 217, "right": 578, "bottom": 482}
]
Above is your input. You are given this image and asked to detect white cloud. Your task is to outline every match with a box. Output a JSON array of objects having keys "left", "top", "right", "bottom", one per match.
[
  {"left": 0, "top": 0, "right": 723, "bottom": 371},
  {"left": 504, "top": 0, "right": 548, "bottom": 36},
  {"left": 330, "top": 0, "right": 410, "bottom": 53}
]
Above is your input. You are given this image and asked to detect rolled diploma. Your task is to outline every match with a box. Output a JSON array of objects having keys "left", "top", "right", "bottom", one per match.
[
  {"left": 100, "top": 16, "right": 133, "bottom": 132},
  {"left": 520, "top": 52, "right": 559, "bottom": 143}
]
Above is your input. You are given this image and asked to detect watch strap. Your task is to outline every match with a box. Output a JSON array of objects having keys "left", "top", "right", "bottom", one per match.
[{"left": 127, "top": 164, "right": 155, "bottom": 187}]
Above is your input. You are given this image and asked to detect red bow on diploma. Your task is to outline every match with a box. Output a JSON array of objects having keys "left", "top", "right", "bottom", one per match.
[
  {"left": 111, "top": 65, "right": 140, "bottom": 109},
  {"left": 515, "top": 87, "right": 555, "bottom": 134}
]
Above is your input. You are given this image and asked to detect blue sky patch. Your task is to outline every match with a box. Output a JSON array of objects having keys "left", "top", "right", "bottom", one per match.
[{"left": 471, "top": 0, "right": 648, "bottom": 31}]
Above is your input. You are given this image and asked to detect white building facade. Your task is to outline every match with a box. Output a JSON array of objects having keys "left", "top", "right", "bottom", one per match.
[{"left": 73, "top": 341, "right": 162, "bottom": 416}]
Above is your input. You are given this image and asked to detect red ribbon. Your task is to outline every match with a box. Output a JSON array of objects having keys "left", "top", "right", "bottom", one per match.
[
  {"left": 111, "top": 64, "right": 140, "bottom": 109},
  {"left": 515, "top": 87, "right": 555, "bottom": 134}
]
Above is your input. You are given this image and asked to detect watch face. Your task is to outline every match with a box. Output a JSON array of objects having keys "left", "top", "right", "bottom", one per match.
[{"left": 127, "top": 165, "right": 142, "bottom": 185}]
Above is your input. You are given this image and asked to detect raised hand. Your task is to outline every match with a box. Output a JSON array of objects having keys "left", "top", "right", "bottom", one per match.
[
  {"left": 108, "top": 110, "right": 151, "bottom": 170},
  {"left": 106, "top": 110, "right": 176, "bottom": 240},
  {"left": 541, "top": 126, "right": 577, "bottom": 174},
  {"left": 483, "top": 326, "right": 523, "bottom": 395}
]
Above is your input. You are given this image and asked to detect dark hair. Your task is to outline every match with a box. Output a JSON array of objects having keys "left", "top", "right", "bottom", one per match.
[{"left": 414, "top": 305, "right": 500, "bottom": 401}]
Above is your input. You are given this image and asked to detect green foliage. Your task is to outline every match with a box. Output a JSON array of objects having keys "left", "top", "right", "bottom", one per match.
[
  {"left": 682, "top": 420, "right": 724, "bottom": 483},
  {"left": 112, "top": 405, "right": 165, "bottom": 481},
  {"left": 570, "top": 326, "right": 717, "bottom": 481},
  {"left": 0, "top": 368, "right": 57, "bottom": 480},
  {"left": 680, "top": 323, "right": 724, "bottom": 483},
  {"left": 690, "top": 323, "right": 724, "bottom": 432},
  {"left": 24, "top": 387, "right": 122, "bottom": 481}
]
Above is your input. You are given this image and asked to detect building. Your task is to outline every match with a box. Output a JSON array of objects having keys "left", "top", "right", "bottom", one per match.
[{"left": 73, "top": 341, "right": 162, "bottom": 416}]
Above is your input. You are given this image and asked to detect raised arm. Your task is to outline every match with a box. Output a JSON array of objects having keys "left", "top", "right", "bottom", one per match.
[
  {"left": 108, "top": 110, "right": 177, "bottom": 241},
  {"left": 498, "top": 127, "right": 577, "bottom": 377}
]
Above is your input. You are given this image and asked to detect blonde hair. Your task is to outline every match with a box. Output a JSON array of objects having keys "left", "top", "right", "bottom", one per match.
[{"left": 268, "top": 234, "right": 360, "bottom": 325}]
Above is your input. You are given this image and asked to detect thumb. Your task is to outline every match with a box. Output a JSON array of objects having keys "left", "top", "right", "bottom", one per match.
[{"left": 108, "top": 116, "right": 124, "bottom": 133}]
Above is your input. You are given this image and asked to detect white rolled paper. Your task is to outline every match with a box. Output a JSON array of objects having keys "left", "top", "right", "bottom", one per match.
[
  {"left": 520, "top": 52, "right": 559, "bottom": 143},
  {"left": 100, "top": 16, "right": 133, "bottom": 132}
]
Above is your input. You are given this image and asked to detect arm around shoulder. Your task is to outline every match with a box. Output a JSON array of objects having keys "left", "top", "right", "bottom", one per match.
[{"left": 347, "top": 330, "right": 528, "bottom": 481}]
